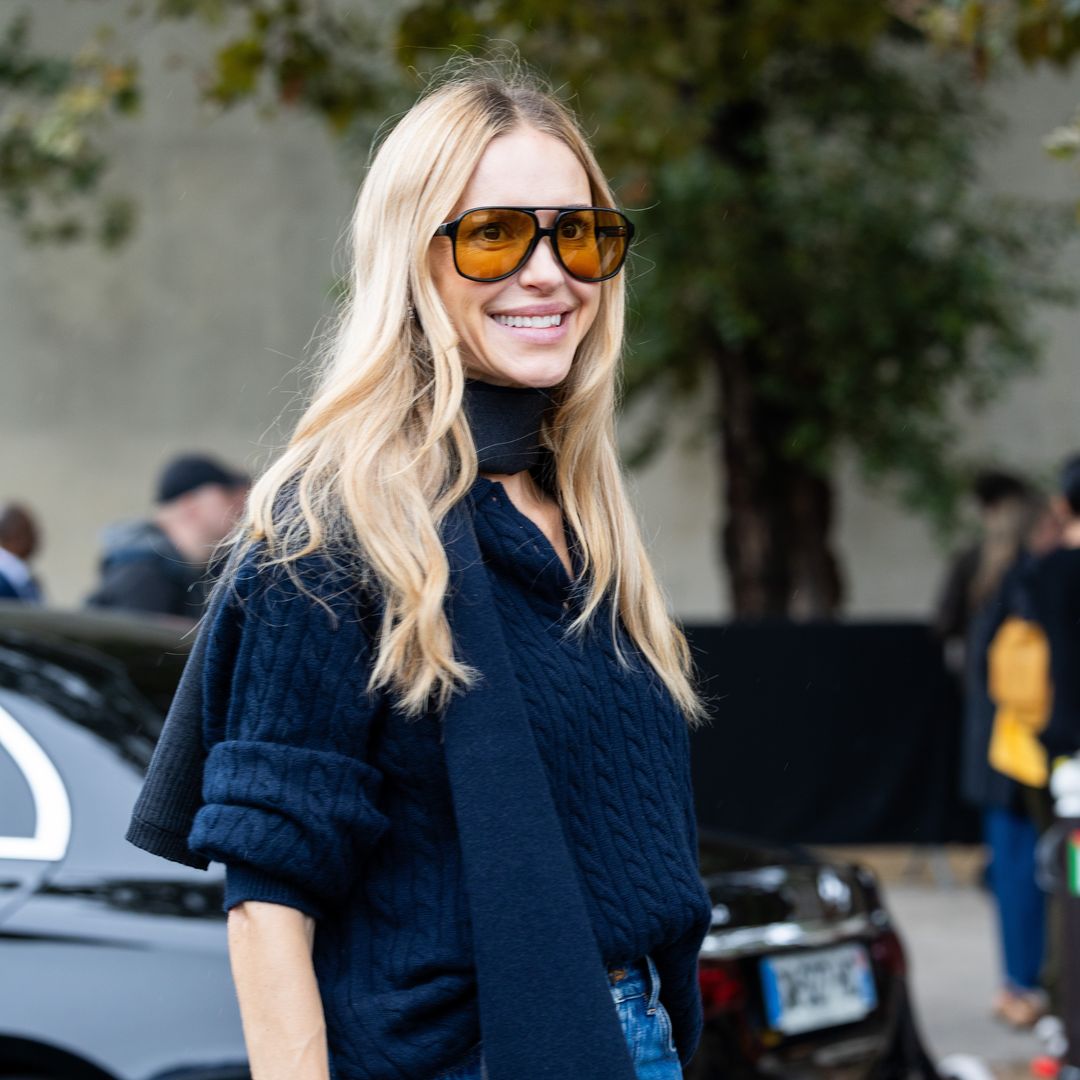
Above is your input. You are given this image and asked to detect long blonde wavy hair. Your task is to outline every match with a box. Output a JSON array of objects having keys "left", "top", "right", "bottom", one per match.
[{"left": 240, "top": 68, "right": 705, "bottom": 724}]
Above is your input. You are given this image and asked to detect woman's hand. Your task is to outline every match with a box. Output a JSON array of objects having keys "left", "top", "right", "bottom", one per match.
[{"left": 227, "top": 900, "right": 330, "bottom": 1080}]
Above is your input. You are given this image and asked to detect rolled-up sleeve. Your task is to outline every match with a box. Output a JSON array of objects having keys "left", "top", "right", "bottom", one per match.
[{"left": 188, "top": 549, "right": 389, "bottom": 919}]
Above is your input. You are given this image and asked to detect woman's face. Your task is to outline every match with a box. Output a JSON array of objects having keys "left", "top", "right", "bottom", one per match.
[{"left": 429, "top": 127, "right": 602, "bottom": 388}]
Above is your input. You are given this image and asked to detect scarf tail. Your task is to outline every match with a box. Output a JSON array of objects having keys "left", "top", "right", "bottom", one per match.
[{"left": 442, "top": 506, "right": 636, "bottom": 1080}]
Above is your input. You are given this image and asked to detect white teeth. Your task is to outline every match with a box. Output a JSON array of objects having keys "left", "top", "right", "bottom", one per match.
[{"left": 492, "top": 313, "right": 563, "bottom": 328}]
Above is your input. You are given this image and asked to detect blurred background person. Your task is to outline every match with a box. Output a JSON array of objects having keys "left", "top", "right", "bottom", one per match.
[
  {"left": 961, "top": 491, "right": 1061, "bottom": 1027},
  {"left": 0, "top": 502, "right": 44, "bottom": 603},
  {"left": 1016, "top": 453, "right": 1080, "bottom": 1067},
  {"left": 86, "top": 454, "right": 248, "bottom": 619},
  {"left": 935, "top": 469, "right": 1034, "bottom": 665},
  {"left": 1031, "top": 454, "right": 1080, "bottom": 765}
]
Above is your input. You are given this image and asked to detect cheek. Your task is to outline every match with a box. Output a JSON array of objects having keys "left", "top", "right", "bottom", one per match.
[
  {"left": 429, "top": 250, "right": 487, "bottom": 333},
  {"left": 574, "top": 284, "right": 602, "bottom": 337},
  {"left": 428, "top": 250, "right": 452, "bottom": 312}
]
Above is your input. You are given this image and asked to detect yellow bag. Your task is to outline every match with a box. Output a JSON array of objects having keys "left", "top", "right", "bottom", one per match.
[{"left": 987, "top": 615, "right": 1052, "bottom": 787}]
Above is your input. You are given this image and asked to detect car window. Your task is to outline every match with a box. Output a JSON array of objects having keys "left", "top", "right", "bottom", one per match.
[
  {"left": 0, "top": 640, "right": 160, "bottom": 771},
  {"left": 0, "top": 730, "right": 34, "bottom": 837}
]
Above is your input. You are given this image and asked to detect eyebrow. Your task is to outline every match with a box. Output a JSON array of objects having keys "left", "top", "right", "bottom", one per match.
[
  {"left": 472, "top": 204, "right": 595, "bottom": 210},
  {"left": 531, "top": 203, "right": 592, "bottom": 215}
]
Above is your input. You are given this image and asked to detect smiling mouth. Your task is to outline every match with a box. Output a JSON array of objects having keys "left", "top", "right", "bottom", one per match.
[{"left": 490, "top": 312, "right": 566, "bottom": 328}]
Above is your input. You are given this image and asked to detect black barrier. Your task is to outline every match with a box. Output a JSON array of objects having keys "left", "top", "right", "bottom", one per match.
[{"left": 684, "top": 621, "right": 979, "bottom": 845}]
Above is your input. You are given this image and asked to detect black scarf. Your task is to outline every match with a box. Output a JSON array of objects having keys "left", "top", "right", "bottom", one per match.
[{"left": 463, "top": 377, "right": 553, "bottom": 476}]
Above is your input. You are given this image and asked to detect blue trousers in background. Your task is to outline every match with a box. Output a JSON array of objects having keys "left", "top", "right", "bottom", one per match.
[{"left": 984, "top": 806, "right": 1046, "bottom": 992}]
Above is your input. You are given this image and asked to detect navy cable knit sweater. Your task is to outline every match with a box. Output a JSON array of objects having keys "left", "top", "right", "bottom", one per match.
[{"left": 187, "top": 476, "right": 711, "bottom": 1079}]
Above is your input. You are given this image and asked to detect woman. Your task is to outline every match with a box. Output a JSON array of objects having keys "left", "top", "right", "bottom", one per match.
[
  {"left": 182, "top": 70, "right": 711, "bottom": 1080},
  {"left": 958, "top": 490, "right": 1058, "bottom": 1027}
]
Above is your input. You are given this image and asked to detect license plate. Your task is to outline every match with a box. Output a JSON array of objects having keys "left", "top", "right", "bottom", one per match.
[{"left": 760, "top": 943, "right": 878, "bottom": 1036}]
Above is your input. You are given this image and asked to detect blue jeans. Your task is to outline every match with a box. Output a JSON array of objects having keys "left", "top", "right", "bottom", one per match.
[
  {"left": 984, "top": 806, "right": 1046, "bottom": 991},
  {"left": 434, "top": 955, "right": 682, "bottom": 1079}
]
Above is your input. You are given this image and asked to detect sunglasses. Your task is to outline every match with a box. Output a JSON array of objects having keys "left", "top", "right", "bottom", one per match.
[{"left": 433, "top": 206, "right": 635, "bottom": 283}]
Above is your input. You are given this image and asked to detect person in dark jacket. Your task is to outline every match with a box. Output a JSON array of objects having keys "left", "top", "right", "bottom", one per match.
[
  {"left": 1031, "top": 454, "right": 1080, "bottom": 763},
  {"left": 132, "top": 70, "right": 711, "bottom": 1080},
  {"left": 86, "top": 454, "right": 248, "bottom": 618},
  {"left": 0, "top": 503, "right": 44, "bottom": 603}
]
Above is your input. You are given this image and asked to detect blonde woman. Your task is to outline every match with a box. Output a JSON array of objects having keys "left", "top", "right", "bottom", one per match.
[{"left": 163, "top": 70, "right": 711, "bottom": 1080}]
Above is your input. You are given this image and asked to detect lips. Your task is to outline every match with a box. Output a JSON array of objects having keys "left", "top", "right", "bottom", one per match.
[{"left": 488, "top": 300, "right": 571, "bottom": 316}]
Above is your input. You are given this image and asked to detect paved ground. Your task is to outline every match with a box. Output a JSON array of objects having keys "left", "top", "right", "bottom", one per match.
[
  {"left": 818, "top": 847, "right": 1045, "bottom": 1079},
  {"left": 889, "top": 883, "right": 1040, "bottom": 1070}
]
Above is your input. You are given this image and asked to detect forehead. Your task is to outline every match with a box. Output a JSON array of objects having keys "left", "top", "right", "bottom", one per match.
[{"left": 451, "top": 127, "right": 593, "bottom": 214}]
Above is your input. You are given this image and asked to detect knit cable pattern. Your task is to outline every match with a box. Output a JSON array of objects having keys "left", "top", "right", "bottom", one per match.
[
  {"left": 188, "top": 485, "right": 710, "bottom": 1077},
  {"left": 189, "top": 549, "right": 390, "bottom": 918}
]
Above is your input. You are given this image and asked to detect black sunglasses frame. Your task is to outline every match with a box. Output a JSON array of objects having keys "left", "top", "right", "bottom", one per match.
[{"left": 433, "top": 206, "right": 635, "bottom": 284}]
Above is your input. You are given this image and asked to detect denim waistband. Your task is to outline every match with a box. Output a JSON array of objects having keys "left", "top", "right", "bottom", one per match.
[
  {"left": 606, "top": 955, "right": 662, "bottom": 1011},
  {"left": 432, "top": 959, "right": 666, "bottom": 1079}
]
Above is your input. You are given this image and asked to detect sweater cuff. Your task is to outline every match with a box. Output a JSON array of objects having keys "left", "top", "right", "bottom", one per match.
[
  {"left": 224, "top": 863, "right": 326, "bottom": 921},
  {"left": 654, "top": 934, "right": 707, "bottom": 1065},
  {"left": 126, "top": 815, "right": 210, "bottom": 871}
]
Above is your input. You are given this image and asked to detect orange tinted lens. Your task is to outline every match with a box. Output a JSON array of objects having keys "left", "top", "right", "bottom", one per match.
[
  {"left": 556, "top": 210, "right": 628, "bottom": 280},
  {"left": 454, "top": 209, "right": 535, "bottom": 279}
]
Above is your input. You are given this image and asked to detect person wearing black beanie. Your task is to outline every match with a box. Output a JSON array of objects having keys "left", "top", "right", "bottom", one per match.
[{"left": 87, "top": 453, "right": 249, "bottom": 618}]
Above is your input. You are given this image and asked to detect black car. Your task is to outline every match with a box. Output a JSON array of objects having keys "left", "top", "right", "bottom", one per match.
[
  {"left": 691, "top": 834, "right": 937, "bottom": 1079},
  {"left": 0, "top": 603, "right": 936, "bottom": 1079}
]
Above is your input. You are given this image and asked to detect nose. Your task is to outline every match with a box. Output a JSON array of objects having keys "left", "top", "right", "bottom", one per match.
[{"left": 517, "top": 232, "right": 565, "bottom": 290}]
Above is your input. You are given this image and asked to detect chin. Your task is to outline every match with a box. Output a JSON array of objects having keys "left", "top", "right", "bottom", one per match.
[
  {"left": 515, "top": 365, "right": 572, "bottom": 389},
  {"left": 477, "top": 351, "right": 575, "bottom": 390}
]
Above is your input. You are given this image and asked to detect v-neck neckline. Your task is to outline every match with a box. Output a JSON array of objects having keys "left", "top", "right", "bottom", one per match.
[{"left": 469, "top": 476, "right": 584, "bottom": 593}]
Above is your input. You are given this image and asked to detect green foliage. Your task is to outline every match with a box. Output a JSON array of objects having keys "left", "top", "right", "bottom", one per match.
[
  {"left": 182, "top": 3, "right": 391, "bottom": 134},
  {"left": 0, "top": 11, "right": 138, "bottom": 246},
  {"left": 662, "top": 55, "right": 1071, "bottom": 529},
  {"left": 0, "top": 1, "right": 398, "bottom": 246},
  {"left": 400, "top": 1, "right": 890, "bottom": 160},
  {"left": 901, "top": 1, "right": 1080, "bottom": 71}
]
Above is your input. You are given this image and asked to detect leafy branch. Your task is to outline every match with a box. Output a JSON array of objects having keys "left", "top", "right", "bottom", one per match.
[
  {"left": 0, "top": 1, "right": 398, "bottom": 247},
  {"left": 0, "top": 11, "right": 138, "bottom": 245}
]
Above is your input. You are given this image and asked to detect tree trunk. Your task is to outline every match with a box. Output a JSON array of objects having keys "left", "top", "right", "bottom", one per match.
[
  {"left": 708, "top": 90, "right": 844, "bottom": 619},
  {"left": 718, "top": 343, "right": 844, "bottom": 618}
]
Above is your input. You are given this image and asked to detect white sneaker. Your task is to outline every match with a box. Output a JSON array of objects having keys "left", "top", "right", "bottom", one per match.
[{"left": 937, "top": 1054, "right": 996, "bottom": 1080}]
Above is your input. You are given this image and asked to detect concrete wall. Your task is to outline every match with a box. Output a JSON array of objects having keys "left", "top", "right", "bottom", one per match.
[
  {"left": 2, "top": 5, "right": 1078, "bottom": 617},
  {"left": 1, "top": 4, "right": 357, "bottom": 606}
]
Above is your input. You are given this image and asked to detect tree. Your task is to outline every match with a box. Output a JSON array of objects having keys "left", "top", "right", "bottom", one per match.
[
  {"left": 2, "top": 2, "right": 1071, "bottom": 616},
  {"left": 893, "top": 1, "right": 1080, "bottom": 74}
]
